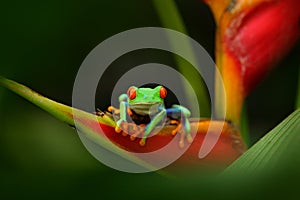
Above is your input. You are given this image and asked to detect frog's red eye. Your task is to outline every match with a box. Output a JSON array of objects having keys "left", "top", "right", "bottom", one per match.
[
  {"left": 160, "top": 87, "right": 167, "bottom": 99},
  {"left": 127, "top": 87, "right": 136, "bottom": 100}
]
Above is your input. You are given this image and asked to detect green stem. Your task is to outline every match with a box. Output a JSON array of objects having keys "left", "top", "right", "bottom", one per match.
[{"left": 152, "top": 0, "right": 210, "bottom": 117}]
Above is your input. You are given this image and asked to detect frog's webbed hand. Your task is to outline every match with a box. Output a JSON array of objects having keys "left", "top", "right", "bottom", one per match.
[
  {"left": 139, "top": 108, "right": 166, "bottom": 146},
  {"left": 167, "top": 105, "right": 192, "bottom": 148}
]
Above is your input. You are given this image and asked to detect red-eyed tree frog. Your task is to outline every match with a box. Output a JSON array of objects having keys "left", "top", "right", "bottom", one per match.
[{"left": 109, "top": 85, "right": 192, "bottom": 147}]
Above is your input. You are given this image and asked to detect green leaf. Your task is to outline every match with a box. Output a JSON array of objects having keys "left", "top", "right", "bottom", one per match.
[
  {"left": 0, "top": 76, "right": 157, "bottom": 172},
  {"left": 240, "top": 102, "right": 250, "bottom": 147},
  {"left": 296, "top": 66, "right": 300, "bottom": 109},
  {"left": 0, "top": 76, "right": 115, "bottom": 127},
  {"left": 152, "top": 0, "right": 210, "bottom": 117},
  {"left": 223, "top": 108, "right": 300, "bottom": 176}
]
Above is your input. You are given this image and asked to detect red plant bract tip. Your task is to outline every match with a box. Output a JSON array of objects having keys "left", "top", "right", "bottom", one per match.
[{"left": 204, "top": 0, "right": 300, "bottom": 125}]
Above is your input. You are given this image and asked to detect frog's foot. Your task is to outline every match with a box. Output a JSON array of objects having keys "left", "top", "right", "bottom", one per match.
[
  {"left": 178, "top": 130, "right": 193, "bottom": 148},
  {"left": 108, "top": 106, "right": 120, "bottom": 114},
  {"left": 139, "top": 137, "right": 147, "bottom": 146},
  {"left": 117, "top": 122, "right": 146, "bottom": 145},
  {"left": 115, "top": 121, "right": 144, "bottom": 139},
  {"left": 115, "top": 124, "right": 122, "bottom": 134},
  {"left": 129, "top": 125, "right": 145, "bottom": 141},
  {"left": 115, "top": 119, "right": 126, "bottom": 135},
  {"left": 170, "top": 120, "right": 192, "bottom": 148}
]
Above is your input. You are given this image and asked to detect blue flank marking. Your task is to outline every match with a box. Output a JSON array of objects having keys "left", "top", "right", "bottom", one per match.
[{"left": 166, "top": 107, "right": 182, "bottom": 119}]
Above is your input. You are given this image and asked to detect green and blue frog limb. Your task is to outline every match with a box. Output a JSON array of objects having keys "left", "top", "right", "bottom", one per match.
[{"left": 108, "top": 86, "right": 192, "bottom": 148}]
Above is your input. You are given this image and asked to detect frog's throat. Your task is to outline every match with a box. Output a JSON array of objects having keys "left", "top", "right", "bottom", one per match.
[{"left": 129, "top": 102, "right": 164, "bottom": 116}]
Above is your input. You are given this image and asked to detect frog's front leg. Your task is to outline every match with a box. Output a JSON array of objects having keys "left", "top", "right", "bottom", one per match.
[
  {"left": 115, "top": 94, "right": 129, "bottom": 133},
  {"left": 167, "top": 105, "right": 192, "bottom": 148},
  {"left": 139, "top": 108, "right": 166, "bottom": 146}
]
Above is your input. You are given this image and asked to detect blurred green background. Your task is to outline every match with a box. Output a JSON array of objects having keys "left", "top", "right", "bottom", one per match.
[{"left": 0, "top": 0, "right": 299, "bottom": 199}]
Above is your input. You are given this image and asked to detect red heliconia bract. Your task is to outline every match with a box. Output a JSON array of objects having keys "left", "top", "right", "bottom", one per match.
[
  {"left": 203, "top": 0, "right": 300, "bottom": 125},
  {"left": 97, "top": 120, "right": 246, "bottom": 168},
  {"left": 0, "top": 76, "right": 247, "bottom": 170}
]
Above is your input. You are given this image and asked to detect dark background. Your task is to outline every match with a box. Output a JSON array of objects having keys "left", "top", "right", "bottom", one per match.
[{"left": 0, "top": 0, "right": 299, "bottom": 199}]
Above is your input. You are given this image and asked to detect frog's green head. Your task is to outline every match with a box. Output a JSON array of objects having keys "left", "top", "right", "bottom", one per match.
[{"left": 127, "top": 85, "right": 167, "bottom": 105}]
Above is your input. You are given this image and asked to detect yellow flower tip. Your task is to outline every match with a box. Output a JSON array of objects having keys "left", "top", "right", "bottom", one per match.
[{"left": 130, "top": 135, "right": 136, "bottom": 141}]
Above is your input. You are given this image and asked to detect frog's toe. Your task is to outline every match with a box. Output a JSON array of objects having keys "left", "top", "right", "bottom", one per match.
[
  {"left": 139, "top": 138, "right": 146, "bottom": 146},
  {"left": 115, "top": 126, "right": 122, "bottom": 133},
  {"left": 179, "top": 139, "right": 185, "bottom": 148},
  {"left": 130, "top": 135, "right": 136, "bottom": 141},
  {"left": 108, "top": 106, "right": 120, "bottom": 114},
  {"left": 176, "top": 128, "right": 192, "bottom": 148},
  {"left": 115, "top": 119, "right": 125, "bottom": 133},
  {"left": 170, "top": 120, "right": 181, "bottom": 135},
  {"left": 187, "top": 134, "right": 193, "bottom": 143},
  {"left": 180, "top": 131, "right": 193, "bottom": 148},
  {"left": 179, "top": 131, "right": 186, "bottom": 148}
]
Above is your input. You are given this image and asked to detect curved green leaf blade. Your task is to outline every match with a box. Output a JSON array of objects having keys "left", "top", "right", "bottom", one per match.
[
  {"left": 223, "top": 108, "right": 300, "bottom": 176},
  {"left": 0, "top": 76, "right": 157, "bottom": 172},
  {"left": 296, "top": 65, "right": 300, "bottom": 109},
  {"left": 0, "top": 76, "right": 115, "bottom": 127},
  {"left": 152, "top": 0, "right": 210, "bottom": 117}
]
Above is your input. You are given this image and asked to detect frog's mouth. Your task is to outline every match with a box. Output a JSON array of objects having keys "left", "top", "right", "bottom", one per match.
[{"left": 129, "top": 102, "right": 163, "bottom": 116}]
